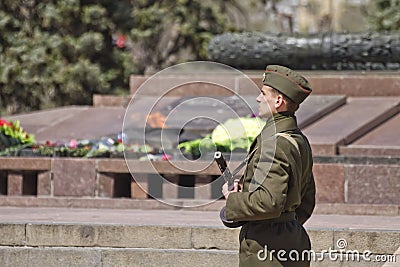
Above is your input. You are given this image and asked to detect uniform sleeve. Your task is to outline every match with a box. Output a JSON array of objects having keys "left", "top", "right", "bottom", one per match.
[
  {"left": 225, "top": 139, "right": 289, "bottom": 221},
  {"left": 295, "top": 172, "right": 316, "bottom": 225}
]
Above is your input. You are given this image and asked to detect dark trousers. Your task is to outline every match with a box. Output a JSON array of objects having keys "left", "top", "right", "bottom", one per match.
[{"left": 239, "top": 218, "right": 311, "bottom": 267}]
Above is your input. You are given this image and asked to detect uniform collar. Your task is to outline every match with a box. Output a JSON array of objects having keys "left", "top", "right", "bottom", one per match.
[
  {"left": 263, "top": 112, "right": 298, "bottom": 135},
  {"left": 250, "top": 112, "right": 298, "bottom": 151}
]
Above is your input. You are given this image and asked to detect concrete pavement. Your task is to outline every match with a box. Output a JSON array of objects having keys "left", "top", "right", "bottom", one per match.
[
  {"left": 0, "top": 206, "right": 399, "bottom": 230},
  {"left": 0, "top": 206, "right": 399, "bottom": 267}
]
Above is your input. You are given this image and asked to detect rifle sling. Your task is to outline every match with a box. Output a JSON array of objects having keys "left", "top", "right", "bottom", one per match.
[{"left": 231, "top": 146, "right": 258, "bottom": 178}]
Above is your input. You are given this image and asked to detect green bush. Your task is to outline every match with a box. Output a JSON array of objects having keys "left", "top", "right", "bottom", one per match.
[
  {"left": 368, "top": 0, "right": 400, "bottom": 31},
  {"left": 0, "top": 0, "right": 239, "bottom": 115}
]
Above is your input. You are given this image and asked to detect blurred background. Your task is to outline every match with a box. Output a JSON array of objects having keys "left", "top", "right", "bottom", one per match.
[{"left": 1, "top": 0, "right": 399, "bottom": 116}]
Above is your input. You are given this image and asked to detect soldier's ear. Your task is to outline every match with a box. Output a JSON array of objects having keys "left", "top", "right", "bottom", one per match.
[{"left": 275, "top": 94, "right": 284, "bottom": 109}]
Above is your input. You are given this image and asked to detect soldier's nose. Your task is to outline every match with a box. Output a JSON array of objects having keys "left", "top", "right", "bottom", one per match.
[{"left": 256, "top": 93, "right": 262, "bottom": 102}]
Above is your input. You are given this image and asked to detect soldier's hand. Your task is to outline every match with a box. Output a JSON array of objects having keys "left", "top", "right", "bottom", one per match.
[{"left": 222, "top": 179, "right": 241, "bottom": 199}]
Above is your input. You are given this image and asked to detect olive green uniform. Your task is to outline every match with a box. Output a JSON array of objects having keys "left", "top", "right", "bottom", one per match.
[{"left": 226, "top": 112, "right": 316, "bottom": 266}]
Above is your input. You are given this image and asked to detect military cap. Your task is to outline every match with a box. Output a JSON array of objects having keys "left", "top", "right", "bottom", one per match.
[{"left": 262, "top": 65, "right": 312, "bottom": 104}]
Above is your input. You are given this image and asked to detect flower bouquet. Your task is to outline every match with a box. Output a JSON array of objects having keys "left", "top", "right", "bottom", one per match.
[
  {"left": 0, "top": 119, "right": 155, "bottom": 158},
  {"left": 178, "top": 116, "right": 265, "bottom": 159},
  {"left": 0, "top": 119, "right": 35, "bottom": 151}
]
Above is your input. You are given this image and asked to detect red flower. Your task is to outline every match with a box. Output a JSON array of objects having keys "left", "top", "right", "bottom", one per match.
[
  {"left": 0, "top": 119, "right": 12, "bottom": 127},
  {"left": 116, "top": 35, "right": 126, "bottom": 48},
  {"left": 69, "top": 139, "right": 77, "bottom": 149},
  {"left": 162, "top": 154, "right": 172, "bottom": 161}
]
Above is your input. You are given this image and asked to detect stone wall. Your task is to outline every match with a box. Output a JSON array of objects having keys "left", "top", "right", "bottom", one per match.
[
  {"left": 0, "top": 157, "right": 399, "bottom": 205},
  {"left": 129, "top": 73, "right": 400, "bottom": 97}
]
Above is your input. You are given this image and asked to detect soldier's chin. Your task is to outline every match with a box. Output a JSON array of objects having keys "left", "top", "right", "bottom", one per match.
[{"left": 258, "top": 111, "right": 270, "bottom": 119}]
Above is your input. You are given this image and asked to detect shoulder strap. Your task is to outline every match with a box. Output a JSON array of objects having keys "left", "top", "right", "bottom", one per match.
[
  {"left": 276, "top": 132, "right": 300, "bottom": 155},
  {"left": 231, "top": 146, "right": 258, "bottom": 177}
]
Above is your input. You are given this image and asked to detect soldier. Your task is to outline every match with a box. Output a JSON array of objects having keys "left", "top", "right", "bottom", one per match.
[{"left": 222, "top": 65, "right": 316, "bottom": 266}]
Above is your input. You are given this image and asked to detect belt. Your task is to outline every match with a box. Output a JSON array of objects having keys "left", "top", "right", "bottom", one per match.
[{"left": 250, "top": 212, "right": 297, "bottom": 225}]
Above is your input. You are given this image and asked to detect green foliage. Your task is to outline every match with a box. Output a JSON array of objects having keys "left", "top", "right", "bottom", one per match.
[
  {"left": 0, "top": 0, "right": 238, "bottom": 115},
  {"left": 368, "top": 0, "right": 400, "bottom": 31},
  {"left": 129, "top": 0, "right": 237, "bottom": 74},
  {"left": 178, "top": 135, "right": 218, "bottom": 158},
  {"left": 178, "top": 117, "right": 265, "bottom": 158},
  {"left": 0, "top": 0, "right": 134, "bottom": 114}
]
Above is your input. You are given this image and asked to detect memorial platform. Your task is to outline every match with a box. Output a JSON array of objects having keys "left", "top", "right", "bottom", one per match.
[
  {"left": 1, "top": 72, "right": 399, "bottom": 209},
  {"left": 6, "top": 71, "right": 400, "bottom": 156}
]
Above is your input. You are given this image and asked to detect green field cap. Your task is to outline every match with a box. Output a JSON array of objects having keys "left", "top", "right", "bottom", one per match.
[{"left": 263, "top": 65, "right": 312, "bottom": 104}]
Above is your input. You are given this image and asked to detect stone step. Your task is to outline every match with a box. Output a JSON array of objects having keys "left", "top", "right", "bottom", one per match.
[
  {"left": 2, "top": 246, "right": 398, "bottom": 267},
  {"left": 0, "top": 246, "right": 237, "bottom": 267},
  {"left": 303, "top": 97, "right": 400, "bottom": 155},
  {"left": 0, "top": 222, "right": 398, "bottom": 267},
  {"left": 340, "top": 113, "right": 400, "bottom": 156},
  {"left": 6, "top": 246, "right": 400, "bottom": 267},
  {"left": 0, "top": 207, "right": 398, "bottom": 266},
  {"left": 0, "top": 197, "right": 399, "bottom": 216},
  {"left": 1, "top": 223, "right": 399, "bottom": 254},
  {"left": 0, "top": 209, "right": 398, "bottom": 253},
  {"left": 296, "top": 94, "right": 346, "bottom": 129}
]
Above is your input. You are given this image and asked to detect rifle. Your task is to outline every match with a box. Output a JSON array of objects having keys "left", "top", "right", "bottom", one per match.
[
  {"left": 214, "top": 151, "right": 234, "bottom": 190},
  {"left": 214, "top": 150, "right": 256, "bottom": 228}
]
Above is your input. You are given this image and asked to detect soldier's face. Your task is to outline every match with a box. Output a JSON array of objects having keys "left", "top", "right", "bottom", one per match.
[{"left": 256, "top": 85, "right": 277, "bottom": 119}]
